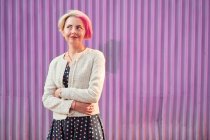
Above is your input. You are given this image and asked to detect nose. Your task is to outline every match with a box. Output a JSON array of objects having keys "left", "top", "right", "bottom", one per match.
[{"left": 70, "top": 27, "right": 77, "bottom": 34}]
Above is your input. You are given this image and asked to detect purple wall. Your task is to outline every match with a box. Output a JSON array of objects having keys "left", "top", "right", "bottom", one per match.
[{"left": 1, "top": 0, "right": 210, "bottom": 139}]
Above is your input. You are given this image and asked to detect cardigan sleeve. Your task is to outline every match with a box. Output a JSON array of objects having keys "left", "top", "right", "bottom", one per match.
[
  {"left": 61, "top": 52, "right": 105, "bottom": 103},
  {"left": 42, "top": 60, "right": 73, "bottom": 114}
]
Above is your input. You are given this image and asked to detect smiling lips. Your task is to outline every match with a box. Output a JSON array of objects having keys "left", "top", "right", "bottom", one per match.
[{"left": 70, "top": 35, "right": 78, "bottom": 39}]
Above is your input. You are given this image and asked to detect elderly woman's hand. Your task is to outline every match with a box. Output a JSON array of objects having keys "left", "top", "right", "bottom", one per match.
[
  {"left": 53, "top": 88, "right": 61, "bottom": 98},
  {"left": 72, "top": 101, "right": 95, "bottom": 115}
]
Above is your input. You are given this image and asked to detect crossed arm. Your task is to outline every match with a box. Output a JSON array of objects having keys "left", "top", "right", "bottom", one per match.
[{"left": 42, "top": 52, "right": 105, "bottom": 115}]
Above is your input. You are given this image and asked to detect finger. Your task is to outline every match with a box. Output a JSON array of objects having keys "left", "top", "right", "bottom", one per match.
[
  {"left": 86, "top": 111, "right": 93, "bottom": 115},
  {"left": 85, "top": 106, "right": 91, "bottom": 111},
  {"left": 86, "top": 108, "right": 93, "bottom": 113},
  {"left": 88, "top": 106, "right": 94, "bottom": 111}
]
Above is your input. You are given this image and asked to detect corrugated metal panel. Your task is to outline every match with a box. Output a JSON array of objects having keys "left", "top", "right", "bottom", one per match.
[{"left": 0, "top": 0, "right": 210, "bottom": 139}]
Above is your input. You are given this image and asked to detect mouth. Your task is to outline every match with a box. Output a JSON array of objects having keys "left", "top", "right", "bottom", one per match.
[{"left": 70, "top": 36, "right": 78, "bottom": 39}]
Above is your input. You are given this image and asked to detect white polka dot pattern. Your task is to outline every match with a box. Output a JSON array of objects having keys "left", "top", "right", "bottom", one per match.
[
  {"left": 63, "top": 63, "right": 70, "bottom": 88},
  {"left": 47, "top": 115, "right": 105, "bottom": 140}
]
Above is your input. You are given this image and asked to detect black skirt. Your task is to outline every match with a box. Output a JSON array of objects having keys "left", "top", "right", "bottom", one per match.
[{"left": 47, "top": 114, "right": 105, "bottom": 140}]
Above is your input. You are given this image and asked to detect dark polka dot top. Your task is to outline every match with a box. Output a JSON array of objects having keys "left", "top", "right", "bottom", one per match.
[{"left": 63, "top": 63, "right": 70, "bottom": 88}]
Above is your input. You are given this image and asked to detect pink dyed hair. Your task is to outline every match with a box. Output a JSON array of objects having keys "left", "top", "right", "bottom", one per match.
[{"left": 58, "top": 10, "right": 93, "bottom": 39}]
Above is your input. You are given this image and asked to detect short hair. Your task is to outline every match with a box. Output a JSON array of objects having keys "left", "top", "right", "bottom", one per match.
[{"left": 58, "top": 10, "right": 93, "bottom": 39}]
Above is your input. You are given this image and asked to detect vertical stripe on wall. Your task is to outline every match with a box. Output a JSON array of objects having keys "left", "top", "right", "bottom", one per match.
[{"left": 0, "top": 0, "right": 210, "bottom": 140}]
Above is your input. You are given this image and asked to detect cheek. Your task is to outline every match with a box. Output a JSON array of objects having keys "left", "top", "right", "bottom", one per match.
[
  {"left": 81, "top": 31, "right": 86, "bottom": 37},
  {"left": 64, "top": 30, "right": 70, "bottom": 35},
  {"left": 62, "top": 30, "right": 68, "bottom": 37}
]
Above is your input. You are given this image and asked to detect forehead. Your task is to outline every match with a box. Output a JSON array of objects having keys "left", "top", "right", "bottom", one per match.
[{"left": 65, "top": 16, "right": 84, "bottom": 26}]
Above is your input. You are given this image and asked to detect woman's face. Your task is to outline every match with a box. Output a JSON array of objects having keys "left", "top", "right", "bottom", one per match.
[{"left": 62, "top": 16, "right": 86, "bottom": 45}]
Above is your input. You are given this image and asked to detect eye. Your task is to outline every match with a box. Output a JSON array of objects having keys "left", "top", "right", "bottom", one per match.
[
  {"left": 66, "top": 25, "right": 72, "bottom": 29},
  {"left": 77, "top": 26, "right": 83, "bottom": 30}
]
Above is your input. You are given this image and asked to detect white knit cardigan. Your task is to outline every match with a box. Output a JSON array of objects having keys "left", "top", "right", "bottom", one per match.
[{"left": 42, "top": 48, "right": 105, "bottom": 120}]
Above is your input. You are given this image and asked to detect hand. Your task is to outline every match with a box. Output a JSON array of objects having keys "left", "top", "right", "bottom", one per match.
[
  {"left": 73, "top": 101, "right": 95, "bottom": 115},
  {"left": 53, "top": 88, "right": 61, "bottom": 98}
]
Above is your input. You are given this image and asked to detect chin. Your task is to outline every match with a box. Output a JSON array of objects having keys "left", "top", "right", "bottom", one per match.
[{"left": 69, "top": 40, "right": 81, "bottom": 45}]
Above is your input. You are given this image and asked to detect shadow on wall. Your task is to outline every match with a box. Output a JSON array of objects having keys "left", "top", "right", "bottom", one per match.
[{"left": 99, "top": 39, "right": 122, "bottom": 74}]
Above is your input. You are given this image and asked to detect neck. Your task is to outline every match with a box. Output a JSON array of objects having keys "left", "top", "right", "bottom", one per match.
[{"left": 68, "top": 43, "right": 86, "bottom": 55}]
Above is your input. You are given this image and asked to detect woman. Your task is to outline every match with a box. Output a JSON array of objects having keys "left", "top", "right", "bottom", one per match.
[{"left": 42, "top": 10, "right": 105, "bottom": 140}]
